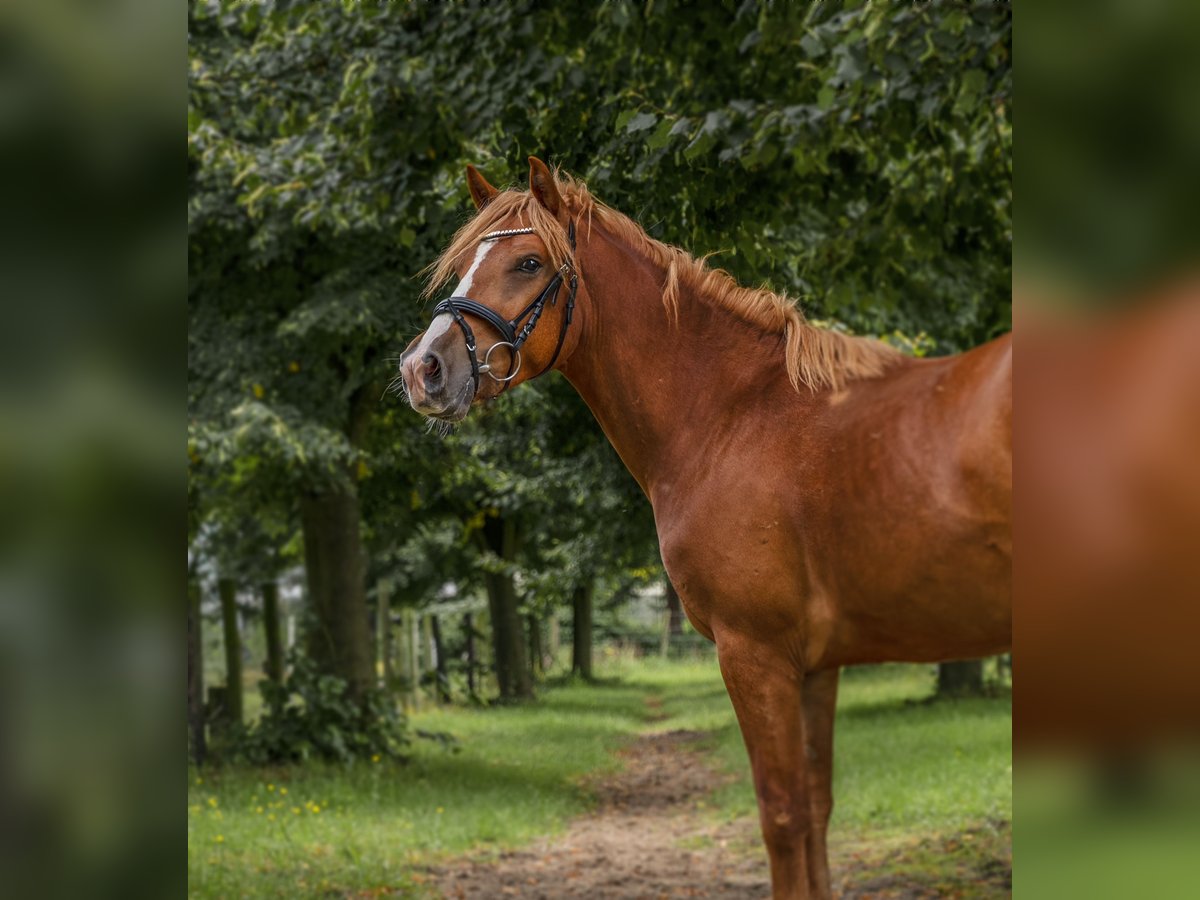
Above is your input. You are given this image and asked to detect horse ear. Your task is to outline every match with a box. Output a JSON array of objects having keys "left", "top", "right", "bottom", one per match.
[
  {"left": 528, "top": 156, "right": 563, "bottom": 217},
  {"left": 465, "top": 165, "right": 500, "bottom": 210}
]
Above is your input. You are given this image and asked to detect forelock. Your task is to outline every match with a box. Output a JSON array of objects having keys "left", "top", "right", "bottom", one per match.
[{"left": 422, "top": 178, "right": 588, "bottom": 299}]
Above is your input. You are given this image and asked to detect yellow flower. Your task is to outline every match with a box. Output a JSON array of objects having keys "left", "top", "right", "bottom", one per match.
[
  {"left": 255, "top": 806, "right": 264, "bottom": 814},
  {"left": 214, "top": 835, "right": 224, "bottom": 844},
  {"left": 267, "top": 784, "right": 275, "bottom": 792},
  {"left": 267, "top": 814, "right": 276, "bottom": 822},
  {"left": 194, "top": 777, "right": 203, "bottom": 786},
  {"left": 292, "top": 807, "right": 301, "bottom": 815},
  {"left": 310, "top": 805, "right": 321, "bottom": 814},
  {"left": 371, "top": 754, "right": 381, "bottom": 764},
  {"left": 436, "top": 807, "right": 444, "bottom": 815},
  {"left": 207, "top": 797, "right": 218, "bottom": 808},
  {"left": 279, "top": 787, "right": 288, "bottom": 796},
  {"left": 252, "top": 383, "right": 264, "bottom": 398}
]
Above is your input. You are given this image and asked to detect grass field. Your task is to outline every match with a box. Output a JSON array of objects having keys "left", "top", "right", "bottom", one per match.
[{"left": 187, "top": 656, "right": 1011, "bottom": 898}]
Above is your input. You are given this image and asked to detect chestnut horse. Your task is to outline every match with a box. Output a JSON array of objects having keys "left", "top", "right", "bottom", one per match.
[{"left": 399, "top": 159, "right": 1012, "bottom": 899}]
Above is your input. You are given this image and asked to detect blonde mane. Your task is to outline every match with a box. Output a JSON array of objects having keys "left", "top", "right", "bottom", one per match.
[{"left": 425, "top": 169, "right": 901, "bottom": 392}]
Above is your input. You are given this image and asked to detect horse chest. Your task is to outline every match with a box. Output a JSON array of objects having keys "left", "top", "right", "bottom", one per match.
[{"left": 654, "top": 492, "right": 813, "bottom": 642}]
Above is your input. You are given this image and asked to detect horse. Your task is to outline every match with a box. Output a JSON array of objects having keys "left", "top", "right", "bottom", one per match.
[{"left": 399, "top": 158, "right": 1012, "bottom": 899}]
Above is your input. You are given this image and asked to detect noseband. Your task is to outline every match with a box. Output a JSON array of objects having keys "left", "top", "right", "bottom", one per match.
[{"left": 431, "top": 221, "right": 577, "bottom": 395}]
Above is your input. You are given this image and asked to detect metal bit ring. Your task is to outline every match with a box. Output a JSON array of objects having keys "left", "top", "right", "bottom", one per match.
[{"left": 482, "top": 341, "right": 522, "bottom": 383}]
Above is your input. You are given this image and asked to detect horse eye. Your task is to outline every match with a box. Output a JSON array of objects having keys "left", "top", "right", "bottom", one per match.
[{"left": 517, "top": 258, "right": 542, "bottom": 273}]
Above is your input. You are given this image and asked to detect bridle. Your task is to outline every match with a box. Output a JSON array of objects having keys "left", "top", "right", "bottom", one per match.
[{"left": 431, "top": 220, "right": 577, "bottom": 395}]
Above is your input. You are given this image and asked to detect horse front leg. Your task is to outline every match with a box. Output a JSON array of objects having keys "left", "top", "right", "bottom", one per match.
[
  {"left": 802, "top": 668, "right": 839, "bottom": 899},
  {"left": 716, "top": 630, "right": 822, "bottom": 900}
]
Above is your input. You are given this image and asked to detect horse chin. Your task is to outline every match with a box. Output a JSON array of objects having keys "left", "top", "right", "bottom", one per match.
[
  {"left": 422, "top": 378, "right": 474, "bottom": 424},
  {"left": 429, "top": 405, "right": 469, "bottom": 424}
]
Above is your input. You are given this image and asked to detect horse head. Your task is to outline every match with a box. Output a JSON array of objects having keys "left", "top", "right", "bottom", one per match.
[{"left": 399, "top": 157, "right": 580, "bottom": 422}]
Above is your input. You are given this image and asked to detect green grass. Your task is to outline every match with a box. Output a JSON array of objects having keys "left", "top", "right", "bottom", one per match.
[
  {"left": 187, "top": 655, "right": 1011, "bottom": 898},
  {"left": 702, "top": 664, "right": 1012, "bottom": 834}
]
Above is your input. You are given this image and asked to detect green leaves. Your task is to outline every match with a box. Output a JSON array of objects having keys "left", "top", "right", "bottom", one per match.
[
  {"left": 624, "top": 111, "right": 658, "bottom": 133},
  {"left": 230, "top": 651, "right": 409, "bottom": 765},
  {"left": 190, "top": 0, "right": 1011, "bottom": 624},
  {"left": 954, "top": 68, "right": 988, "bottom": 116}
]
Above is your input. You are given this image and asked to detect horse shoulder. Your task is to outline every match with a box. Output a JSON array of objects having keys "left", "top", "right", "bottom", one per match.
[{"left": 649, "top": 437, "right": 820, "bottom": 657}]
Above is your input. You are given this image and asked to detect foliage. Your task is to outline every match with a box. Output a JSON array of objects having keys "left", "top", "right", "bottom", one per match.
[
  {"left": 190, "top": 0, "right": 1010, "bottom": 349},
  {"left": 188, "top": 0, "right": 1011, "bottom": 695},
  {"left": 229, "top": 652, "right": 409, "bottom": 765}
]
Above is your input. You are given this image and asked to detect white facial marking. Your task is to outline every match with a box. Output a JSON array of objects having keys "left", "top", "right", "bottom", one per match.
[
  {"left": 414, "top": 313, "right": 454, "bottom": 358},
  {"left": 454, "top": 240, "right": 495, "bottom": 298},
  {"left": 412, "top": 241, "right": 496, "bottom": 358}
]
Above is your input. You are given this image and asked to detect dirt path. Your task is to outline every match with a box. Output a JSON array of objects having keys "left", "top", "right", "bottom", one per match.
[
  {"left": 429, "top": 716, "right": 1010, "bottom": 899},
  {"left": 432, "top": 728, "right": 769, "bottom": 899}
]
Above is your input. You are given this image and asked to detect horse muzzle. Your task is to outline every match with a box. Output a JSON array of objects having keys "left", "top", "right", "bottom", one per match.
[{"left": 399, "top": 341, "right": 474, "bottom": 421}]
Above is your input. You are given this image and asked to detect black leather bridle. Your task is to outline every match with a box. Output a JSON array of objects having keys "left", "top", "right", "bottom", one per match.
[{"left": 431, "top": 221, "right": 578, "bottom": 395}]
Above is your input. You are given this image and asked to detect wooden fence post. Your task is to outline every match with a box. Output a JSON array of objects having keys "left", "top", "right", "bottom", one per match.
[
  {"left": 404, "top": 607, "right": 421, "bottom": 711},
  {"left": 547, "top": 615, "right": 561, "bottom": 670},
  {"left": 465, "top": 612, "right": 477, "bottom": 697},
  {"left": 261, "top": 581, "right": 284, "bottom": 685},
  {"left": 376, "top": 579, "right": 392, "bottom": 687},
  {"left": 430, "top": 615, "right": 449, "bottom": 704},
  {"left": 422, "top": 614, "right": 435, "bottom": 677}
]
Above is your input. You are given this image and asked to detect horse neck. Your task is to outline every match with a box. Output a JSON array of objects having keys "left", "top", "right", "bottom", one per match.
[{"left": 559, "top": 224, "right": 796, "bottom": 496}]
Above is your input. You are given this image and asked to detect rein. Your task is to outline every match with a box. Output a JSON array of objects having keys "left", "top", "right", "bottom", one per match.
[{"left": 431, "top": 220, "right": 578, "bottom": 395}]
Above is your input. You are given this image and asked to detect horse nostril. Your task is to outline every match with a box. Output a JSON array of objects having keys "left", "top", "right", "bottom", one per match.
[{"left": 423, "top": 352, "right": 443, "bottom": 385}]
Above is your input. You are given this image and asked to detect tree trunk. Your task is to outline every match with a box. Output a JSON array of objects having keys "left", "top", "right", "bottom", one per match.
[
  {"left": 572, "top": 580, "right": 594, "bottom": 680},
  {"left": 300, "top": 485, "right": 374, "bottom": 701},
  {"left": 481, "top": 515, "right": 532, "bottom": 700},
  {"left": 937, "top": 659, "right": 985, "bottom": 698},
  {"left": 187, "top": 575, "right": 206, "bottom": 766},
  {"left": 261, "top": 581, "right": 284, "bottom": 686},
  {"left": 218, "top": 577, "right": 243, "bottom": 726},
  {"left": 665, "top": 577, "right": 684, "bottom": 636}
]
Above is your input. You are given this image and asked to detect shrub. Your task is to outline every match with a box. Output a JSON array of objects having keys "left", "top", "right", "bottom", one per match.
[{"left": 232, "top": 652, "right": 409, "bottom": 765}]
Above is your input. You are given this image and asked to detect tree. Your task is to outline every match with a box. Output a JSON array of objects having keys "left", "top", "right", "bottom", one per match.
[
  {"left": 187, "top": 572, "right": 207, "bottom": 766},
  {"left": 260, "top": 580, "right": 285, "bottom": 686},
  {"left": 217, "top": 577, "right": 243, "bottom": 726},
  {"left": 479, "top": 513, "right": 532, "bottom": 699},
  {"left": 189, "top": 0, "right": 1010, "bottom": 705},
  {"left": 937, "top": 660, "right": 986, "bottom": 698},
  {"left": 571, "top": 582, "right": 595, "bottom": 680},
  {"left": 189, "top": 1, "right": 450, "bottom": 703}
]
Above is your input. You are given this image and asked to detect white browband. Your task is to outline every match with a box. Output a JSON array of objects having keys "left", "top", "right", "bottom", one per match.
[{"left": 481, "top": 227, "right": 536, "bottom": 241}]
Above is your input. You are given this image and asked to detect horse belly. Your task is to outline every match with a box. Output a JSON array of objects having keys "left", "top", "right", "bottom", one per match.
[{"left": 819, "top": 517, "right": 1012, "bottom": 666}]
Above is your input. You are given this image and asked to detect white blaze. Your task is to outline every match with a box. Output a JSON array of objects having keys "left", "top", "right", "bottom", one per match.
[
  {"left": 413, "top": 241, "right": 495, "bottom": 358},
  {"left": 454, "top": 240, "right": 494, "bottom": 298}
]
